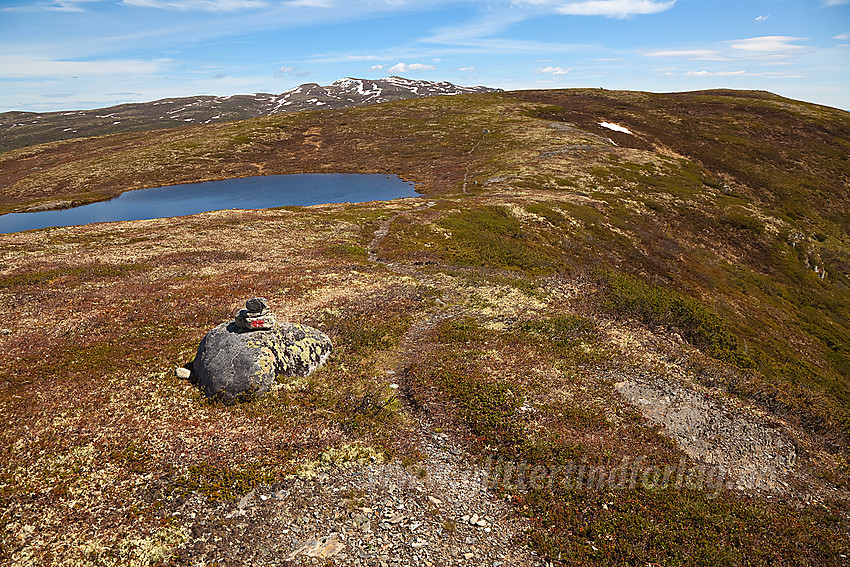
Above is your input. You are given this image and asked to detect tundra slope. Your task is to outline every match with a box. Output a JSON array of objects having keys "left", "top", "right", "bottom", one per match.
[
  {"left": 0, "top": 76, "right": 501, "bottom": 153},
  {"left": 0, "top": 88, "right": 848, "bottom": 566}
]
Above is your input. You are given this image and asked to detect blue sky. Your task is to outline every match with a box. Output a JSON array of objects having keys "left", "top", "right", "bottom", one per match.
[{"left": 1, "top": 0, "right": 848, "bottom": 112}]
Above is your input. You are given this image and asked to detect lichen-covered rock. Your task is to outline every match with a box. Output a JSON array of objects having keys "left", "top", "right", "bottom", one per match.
[{"left": 194, "top": 321, "right": 332, "bottom": 403}]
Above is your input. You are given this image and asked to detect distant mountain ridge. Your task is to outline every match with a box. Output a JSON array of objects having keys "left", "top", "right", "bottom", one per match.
[{"left": 0, "top": 77, "right": 502, "bottom": 152}]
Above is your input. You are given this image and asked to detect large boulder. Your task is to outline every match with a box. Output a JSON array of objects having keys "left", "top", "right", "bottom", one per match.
[{"left": 193, "top": 299, "right": 332, "bottom": 403}]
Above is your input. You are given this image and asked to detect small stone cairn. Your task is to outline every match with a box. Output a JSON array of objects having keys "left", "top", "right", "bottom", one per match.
[
  {"left": 191, "top": 298, "right": 332, "bottom": 403},
  {"left": 235, "top": 297, "right": 276, "bottom": 331}
]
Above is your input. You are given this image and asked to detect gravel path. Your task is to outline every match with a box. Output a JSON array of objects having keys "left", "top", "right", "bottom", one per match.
[{"left": 172, "top": 425, "right": 540, "bottom": 566}]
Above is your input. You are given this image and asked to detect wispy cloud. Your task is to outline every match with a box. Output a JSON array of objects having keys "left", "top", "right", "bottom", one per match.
[
  {"left": 535, "top": 65, "right": 572, "bottom": 75},
  {"left": 368, "top": 64, "right": 385, "bottom": 71},
  {"left": 387, "top": 62, "right": 436, "bottom": 73},
  {"left": 684, "top": 70, "right": 748, "bottom": 77},
  {"left": 459, "top": 66, "right": 476, "bottom": 71},
  {"left": 823, "top": 0, "right": 849, "bottom": 6},
  {"left": 283, "top": 0, "right": 333, "bottom": 6},
  {"left": 44, "top": 1, "right": 92, "bottom": 12},
  {"left": 517, "top": 0, "right": 676, "bottom": 18},
  {"left": 730, "top": 36, "right": 809, "bottom": 52},
  {"left": 834, "top": 33, "right": 850, "bottom": 40},
  {"left": 121, "top": 0, "right": 267, "bottom": 11},
  {"left": 0, "top": 56, "right": 163, "bottom": 77},
  {"left": 676, "top": 69, "right": 804, "bottom": 79},
  {"left": 645, "top": 49, "right": 727, "bottom": 60},
  {"left": 754, "top": 15, "right": 769, "bottom": 21},
  {"left": 274, "top": 66, "right": 310, "bottom": 78},
  {"left": 1, "top": 0, "right": 102, "bottom": 12}
]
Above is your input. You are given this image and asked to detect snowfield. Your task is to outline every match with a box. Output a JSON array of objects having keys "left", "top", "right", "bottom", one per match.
[{"left": 599, "top": 121, "right": 632, "bottom": 134}]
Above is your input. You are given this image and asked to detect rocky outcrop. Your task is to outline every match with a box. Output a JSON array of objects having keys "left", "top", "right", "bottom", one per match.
[{"left": 193, "top": 298, "right": 332, "bottom": 403}]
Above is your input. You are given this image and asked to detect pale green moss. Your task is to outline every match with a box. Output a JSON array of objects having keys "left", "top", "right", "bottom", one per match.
[{"left": 291, "top": 443, "right": 385, "bottom": 480}]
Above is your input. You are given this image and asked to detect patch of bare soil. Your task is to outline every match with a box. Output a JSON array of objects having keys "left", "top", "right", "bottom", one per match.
[{"left": 615, "top": 376, "right": 797, "bottom": 493}]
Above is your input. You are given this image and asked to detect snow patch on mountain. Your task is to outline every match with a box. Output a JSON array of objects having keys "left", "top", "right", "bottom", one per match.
[{"left": 599, "top": 122, "right": 632, "bottom": 134}]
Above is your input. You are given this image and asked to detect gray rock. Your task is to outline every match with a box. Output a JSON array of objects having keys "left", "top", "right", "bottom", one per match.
[
  {"left": 194, "top": 321, "right": 332, "bottom": 403},
  {"left": 246, "top": 297, "right": 268, "bottom": 313}
]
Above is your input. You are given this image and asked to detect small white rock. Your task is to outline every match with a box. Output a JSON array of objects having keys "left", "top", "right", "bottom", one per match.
[{"left": 175, "top": 367, "right": 191, "bottom": 379}]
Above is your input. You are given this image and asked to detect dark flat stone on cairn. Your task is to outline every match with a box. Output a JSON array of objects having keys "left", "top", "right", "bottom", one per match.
[{"left": 194, "top": 298, "right": 332, "bottom": 403}]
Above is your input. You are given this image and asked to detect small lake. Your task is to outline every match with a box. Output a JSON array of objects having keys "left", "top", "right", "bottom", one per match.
[{"left": 0, "top": 173, "right": 418, "bottom": 234}]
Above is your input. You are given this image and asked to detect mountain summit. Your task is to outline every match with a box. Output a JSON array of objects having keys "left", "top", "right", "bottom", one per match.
[
  {"left": 0, "top": 77, "right": 502, "bottom": 152},
  {"left": 280, "top": 76, "right": 501, "bottom": 111}
]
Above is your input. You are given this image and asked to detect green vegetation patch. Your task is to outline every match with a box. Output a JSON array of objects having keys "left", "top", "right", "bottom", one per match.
[
  {"left": 172, "top": 459, "right": 282, "bottom": 501},
  {"left": 599, "top": 271, "right": 750, "bottom": 368},
  {"left": 0, "top": 262, "right": 150, "bottom": 289},
  {"left": 314, "top": 294, "right": 415, "bottom": 357},
  {"left": 436, "top": 205, "right": 565, "bottom": 274},
  {"left": 406, "top": 361, "right": 525, "bottom": 452},
  {"left": 721, "top": 211, "right": 765, "bottom": 233},
  {"left": 434, "top": 316, "right": 487, "bottom": 344},
  {"left": 526, "top": 486, "right": 848, "bottom": 566},
  {"left": 512, "top": 314, "right": 604, "bottom": 365},
  {"left": 590, "top": 159, "right": 707, "bottom": 198}
]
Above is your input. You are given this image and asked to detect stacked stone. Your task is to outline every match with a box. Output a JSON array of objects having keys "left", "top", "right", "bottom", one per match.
[{"left": 235, "top": 297, "right": 276, "bottom": 331}]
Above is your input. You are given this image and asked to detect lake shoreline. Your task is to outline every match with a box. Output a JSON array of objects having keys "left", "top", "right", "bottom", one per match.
[{"left": 0, "top": 173, "right": 419, "bottom": 234}]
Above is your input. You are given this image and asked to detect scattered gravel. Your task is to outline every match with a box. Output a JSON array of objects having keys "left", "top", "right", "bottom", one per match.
[
  {"left": 615, "top": 374, "right": 797, "bottom": 493},
  {"left": 172, "top": 423, "right": 541, "bottom": 566}
]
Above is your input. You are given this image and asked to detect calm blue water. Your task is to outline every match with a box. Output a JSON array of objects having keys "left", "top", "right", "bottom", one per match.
[{"left": 0, "top": 173, "right": 418, "bottom": 234}]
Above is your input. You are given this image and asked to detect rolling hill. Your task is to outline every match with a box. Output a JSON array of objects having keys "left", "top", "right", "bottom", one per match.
[
  {"left": 0, "top": 87, "right": 848, "bottom": 566},
  {"left": 0, "top": 76, "right": 501, "bottom": 153}
]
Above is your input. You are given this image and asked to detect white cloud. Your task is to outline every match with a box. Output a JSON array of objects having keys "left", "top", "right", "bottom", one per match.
[
  {"left": 730, "top": 36, "right": 808, "bottom": 52},
  {"left": 680, "top": 70, "right": 804, "bottom": 79},
  {"left": 275, "top": 66, "right": 310, "bottom": 77},
  {"left": 834, "top": 33, "right": 850, "bottom": 40},
  {"left": 121, "top": 0, "right": 267, "bottom": 11},
  {"left": 541, "top": 0, "right": 677, "bottom": 18},
  {"left": 387, "top": 62, "right": 436, "bottom": 73},
  {"left": 754, "top": 15, "right": 769, "bottom": 21},
  {"left": 283, "top": 0, "right": 333, "bottom": 7},
  {"left": 763, "top": 72, "right": 804, "bottom": 78},
  {"left": 823, "top": 0, "right": 849, "bottom": 5},
  {"left": 684, "top": 70, "right": 748, "bottom": 77},
  {"left": 341, "top": 55, "right": 384, "bottom": 61},
  {"left": 1, "top": 0, "right": 102, "bottom": 12},
  {"left": 368, "top": 64, "right": 385, "bottom": 71},
  {"left": 535, "top": 65, "right": 572, "bottom": 75},
  {"left": 645, "top": 49, "right": 726, "bottom": 60},
  {"left": 459, "top": 66, "right": 476, "bottom": 71},
  {"left": 0, "top": 56, "right": 163, "bottom": 77},
  {"left": 44, "top": 1, "right": 89, "bottom": 12}
]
